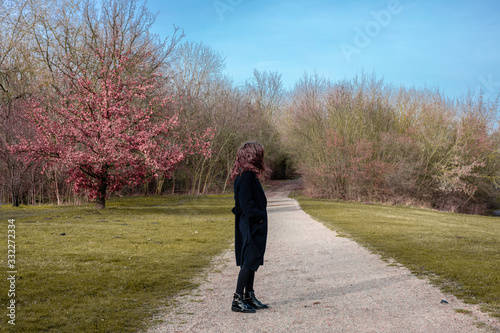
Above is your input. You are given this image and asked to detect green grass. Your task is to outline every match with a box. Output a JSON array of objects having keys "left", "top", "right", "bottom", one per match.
[
  {"left": 295, "top": 196, "right": 500, "bottom": 318},
  {"left": 0, "top": 195, "right": 234, "bottom": 332}
]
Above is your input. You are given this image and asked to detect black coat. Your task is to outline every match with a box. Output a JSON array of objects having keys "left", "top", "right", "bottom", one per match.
[{"left": 232, "top": 171, "right": 268, "bottom": 271}]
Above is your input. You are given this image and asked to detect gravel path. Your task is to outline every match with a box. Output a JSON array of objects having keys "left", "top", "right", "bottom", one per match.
[{"left": 147, "top": 182, "right": 500, "bottom": 333}]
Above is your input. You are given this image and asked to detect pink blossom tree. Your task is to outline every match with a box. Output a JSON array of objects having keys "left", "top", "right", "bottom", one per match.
[{"left": 15, "top": 47, "right": 213, "bottom": 208}]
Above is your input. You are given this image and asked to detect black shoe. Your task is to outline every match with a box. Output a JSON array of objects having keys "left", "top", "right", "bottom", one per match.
[
  {"left": 232, "top": 293, "right": 256, "bottom": 313},
  {"left": 244, "top": 291, "right": 269, "bottom": 310}
]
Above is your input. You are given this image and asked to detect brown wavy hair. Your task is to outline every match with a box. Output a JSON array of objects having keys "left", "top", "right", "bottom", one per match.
[{"left": 230, "top": 142, "right": 266, "bottom": 180}]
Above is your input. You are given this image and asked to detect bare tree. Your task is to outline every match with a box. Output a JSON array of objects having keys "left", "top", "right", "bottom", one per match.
[
  {"left": 166, "top": 41, "right": 228, "bottom": 194},
  {"left": 170, "top": 41, "right": 226, "bottom": 104},
  {"left": 245, "top": 69, "right": 285, "bottom": 121},
  {"left": 244, "top": 69, "right": 289, "bottom": 178},
  {"left": 27, "top": 0, "right": 183, "bottom": 88},
  {"left": 0, "top": 0, "right": 40, "bottom": 206}
]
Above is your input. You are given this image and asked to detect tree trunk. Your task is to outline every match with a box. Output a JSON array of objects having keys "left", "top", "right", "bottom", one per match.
[
  {"left": 12, "top": 193, "right": 19, "bottom": 207},
  {"left": 155, "top": 174, "right": 165, "bottom": 195},
  {"left": 171, "top": 174, "right": 176, "bottom": 195},
  {"left": 54, "top": 169, "right": 61, "bottom": 205},
  {"left": 95, "top": 196, "right": 105, "bottom": 209},
  {"left": 95, "top": 174, "right": 107, "bottom": 209},
  {"left": 11, "top": 171, "right": 20, "bottom": 207}
]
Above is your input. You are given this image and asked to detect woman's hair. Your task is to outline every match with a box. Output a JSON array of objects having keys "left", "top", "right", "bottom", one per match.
[{"left": 230, "top": 142, "right": 266, "bottom": 180}]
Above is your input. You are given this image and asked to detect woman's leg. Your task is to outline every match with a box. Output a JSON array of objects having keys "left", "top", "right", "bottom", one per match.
[
  {"left": 232, "top": 266, "right": 256, "bottom": 313},
  {"left": 235, "top": 266, "right": 253, "bottom": 294},
  {"left": 245, "top": 270, "right": 255, "bottom": 293},
  {"left": 243, "top": 270, "right": 269, "bottom": 310}
]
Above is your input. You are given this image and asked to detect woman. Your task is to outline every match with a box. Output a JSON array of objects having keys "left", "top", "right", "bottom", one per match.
[{"left": 230, "top": 142, "right": 269, "bottom": 313}]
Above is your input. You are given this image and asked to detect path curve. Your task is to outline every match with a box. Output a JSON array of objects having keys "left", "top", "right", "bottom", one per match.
[{"left": 148, "top": 181, "right": 499, "bottom": 332}]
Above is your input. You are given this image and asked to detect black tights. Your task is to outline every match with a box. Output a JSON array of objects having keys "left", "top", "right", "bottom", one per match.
[{"left": 235, "top": 266, "right": 255, "bottom": 295}]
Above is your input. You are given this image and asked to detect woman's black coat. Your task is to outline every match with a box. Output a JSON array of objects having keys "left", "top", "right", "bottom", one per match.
[{"left": 232, "top": 171, "right": 268, "bottom": 272}]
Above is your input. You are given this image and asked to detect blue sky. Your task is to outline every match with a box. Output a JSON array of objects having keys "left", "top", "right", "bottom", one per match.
[{"left": 147, "top": 0, "right": 500, "bottom": 100}]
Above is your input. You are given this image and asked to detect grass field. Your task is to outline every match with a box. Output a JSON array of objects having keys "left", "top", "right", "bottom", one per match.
[
  {"left": 2, "top": 192, "right": 499, "bottom": 331},
  {"left": 0, "top": 195, "right": 234, "bottom": 332},
  {"left": 295, "top": 196, "right": 500, "bottom": 318}
]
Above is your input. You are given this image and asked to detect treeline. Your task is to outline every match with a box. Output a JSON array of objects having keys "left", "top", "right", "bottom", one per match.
[
  {"left": 1, "top": 0, "right": 499, "bottom": 213},
  {"left": 285, "top": 73, "right": 500, "bottom": 213},
  {"left": 0, "top": 0, "right": 288, "bottom": 207}
]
